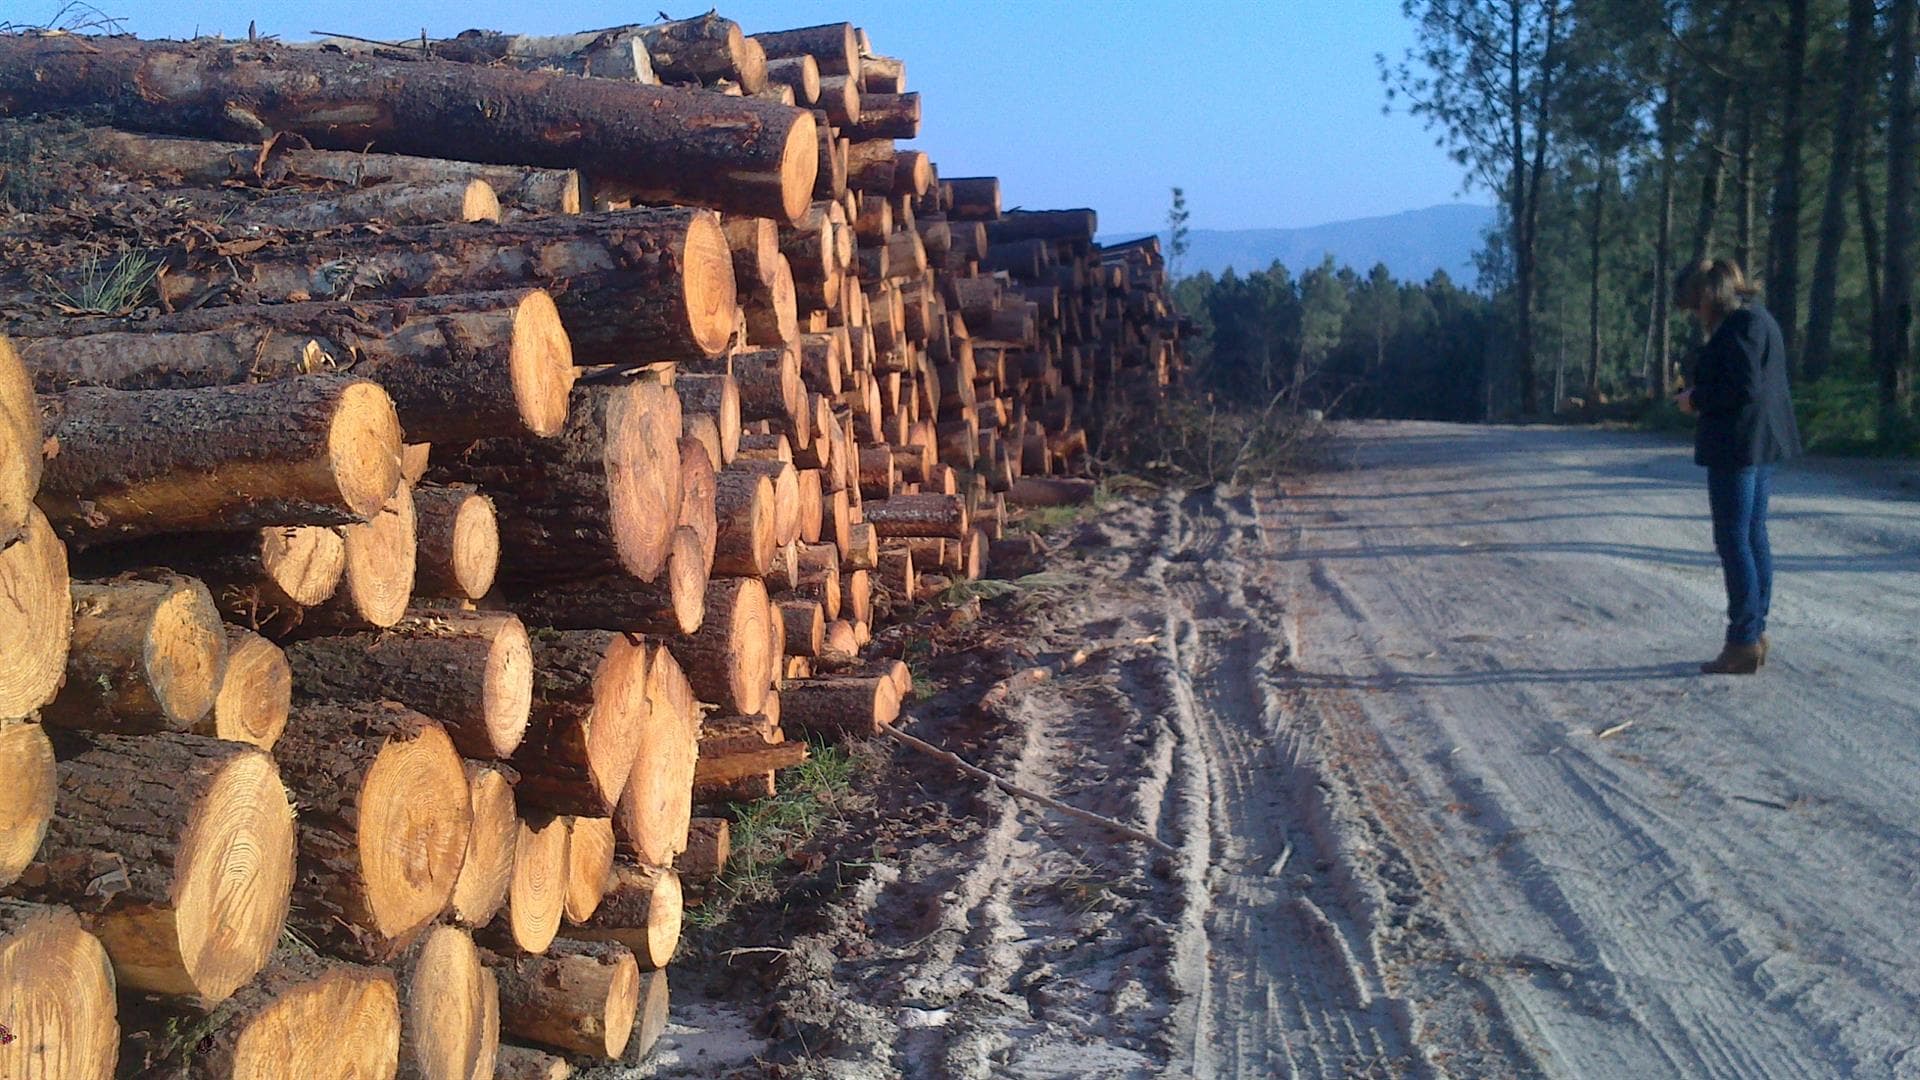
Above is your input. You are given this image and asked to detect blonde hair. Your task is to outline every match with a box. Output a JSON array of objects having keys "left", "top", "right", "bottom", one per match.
[{"left": 1674, "top": 259, "right": 1758, "bottom": 321}]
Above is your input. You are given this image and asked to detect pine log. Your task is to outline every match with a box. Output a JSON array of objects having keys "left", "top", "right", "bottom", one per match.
[
  {"left": 295, "top": 480, "right": 416, "bottom": 633},
  {"left": 845, "top": 92, "right": 920, "bottom": 140},
  {"left": 732, "top": 458, "right": 803, "bottom": 548},
  {"left": 676, "top": 818, "right": 731, "bottom": 887},
  {"left": 864, "top": 494, "right": 969, "bottom": 540},
  {"left": 711, "top": 468, "right": 777, "bottom": 577},
  {"left": 765, "top": 54, "right": 821, "bottom": 104},
  {"left": 508, "top": 813, "right": 570, "bottom": 955},
  {"left": 777, "top": 598, "right": 826, "bottom": 657},
  {"left": 847, "top": 140, "right": 897, "bottom": 196},
  {"left": 414, "top": 483, "right": 499, "bottom": 601},
  {"left": 42, "top": 574, "right": 226, "bottom": 735},
  {"left": 0, "top": 721, "right": 54, "bottom": 889},
  {"left": 17, "top": 733, "right": 294, "bottom": 1001},
  {"left": 511, "top": 630, "right": 651, "bottom": 817},
  {"left": 316, "top": 25, "right": 658, "bottom": 85},
  {"left": 676, "top": 437, "right": 720, "bottom": 577},
  {"left": 0, "top": 336, "right": 41, "bottom": 548},
  {"left": 843, "top": 569, "right": 873, "bottom": 627},
  {"left": 134, "top": 948, "right": 401, "bottom": 1080},
  {"left": 745, "top": 253, "right": 801, "bottom": 346},
  {"left": 790, "top": 541, "right": 843, "bottom": 620},
  {"left": 780, "top": 676, "right": 902, "bottom": 739},
  {"left": 694, "top": 741, "right": 808, "bottom": 785},
  {"left": 211, "top": 627, "right": 291, "bottom": 750},
  {"left": 17, "top": 290, "right": 572, "bottom": 445},
  {"left": 393, "top": 925, "right": 498, "bottom": 1080},
  {"left": 146, "top": 211, "right": 736, "bottom": 365},
  {"left": 451, "top": 763, "right": 518, "bottom": 931},
  {"left": 675, "top": 373, "right": 742, "bottom": 467},
  {"left": 668, "top": 580, "right": 776, "bottom": 712},
  {"left": 563, "top": 817, "right": 617, "bottom": 925},
  {"left": 486, "top": 526, "right": 707, "bottom": 636},
  {"left": 560, "top": 862, "right": 682, "bottom": 971},
  {"left": 441, "top": 379, "right": 681, "bottom": 584},
  {"left": 614, "top": 645, "right": 698, "bottom": 867},
  {"left": 704, "top": 344, "right": 803, "bottom": 426},
  {"left": 495, "top": 1045, "right": 571, "bottom": 1080},
  {"left": 753, "top": 23, "right": 858, "bottom": 75},
  {"left": 0, "top": 36, "right": 817, "bottom": 222},
  {"left": 163, "top": 176, "right": 502, "bottom": 230},
  {"left": 945, "top": 177, "right": 1001, "bottom": 222},
  {"left": 47, "top": 127, "right": 582, "bottom": 213},
  {"left": 862, "top": 55, "right": 907, "bottom": 94},
  {"left": 36, "top": 377, "right": 402, "bottom": 546},
  {"left": 721, "top": 215, "right": 781, "bottom": 288},
  {"left": 986, "top": 208, "right": 1100, "bottom": 244},
  {"left": 284, "top": 610, "right": 532, "bottom": 760},
  {"left": 877, "top": 546, "right": 916, "bottom": 611},
  {"left": 488, "top": 937, "right": 638, "bottom": 1059},
  {"left": 638, "top": 14, "right": 766, "bottom": 92},
  {"left": 796, "top": 467, "right": 827, "bottom": 543},
  {"left": 621, "top": 968, "right": 671, "bottom": 1065},
  {"left": 276, "top": 703, "right": 470, "bottom": 963},
  {"left": 95, "top": 525, "right": 344, "bottom": 633},
  {"left": 0, "top": 507, "right": 70, "bottom": 720},
  {"left": 815, "top": 76, "right": 862, "bottom": 127},
  {"left": 0, "top": 901, "right": 118, "bottom": 1080}
]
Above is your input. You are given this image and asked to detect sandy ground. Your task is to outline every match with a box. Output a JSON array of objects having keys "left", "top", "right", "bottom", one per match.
[{"left": 614, "top": 421, "right": 1920, "bottom": 1079}]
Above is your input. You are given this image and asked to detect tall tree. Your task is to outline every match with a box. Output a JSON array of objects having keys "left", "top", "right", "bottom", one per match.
[
  {"left": 1880, "top": 0, "right": 1916, "bottom": 431},
  {"left": 1803, "top": 0, "right": 1879, "bottom": 382},
  {"left": 1166, "top": 186, "right": 1192, "bottom": 281},
  {"left": 1767, "top": 0, "right": 1811, "bottom": 362},
  {"left": 1387, "top": 0, "right": 1565, "bottom": 414}
]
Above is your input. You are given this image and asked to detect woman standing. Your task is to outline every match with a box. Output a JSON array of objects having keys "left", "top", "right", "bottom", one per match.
[{"left": 1673, "top": 259, "right": 1803, "bottom": 675}]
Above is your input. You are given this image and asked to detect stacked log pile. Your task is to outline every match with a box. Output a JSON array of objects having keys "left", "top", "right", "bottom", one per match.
[{"left": 0, "top": 13, "right": 1185, "bottom": 1077}]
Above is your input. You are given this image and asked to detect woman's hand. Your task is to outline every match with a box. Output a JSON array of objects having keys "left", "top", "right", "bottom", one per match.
[{"left": 1673, "top": 389, "right": 1695, "bottom": 415}]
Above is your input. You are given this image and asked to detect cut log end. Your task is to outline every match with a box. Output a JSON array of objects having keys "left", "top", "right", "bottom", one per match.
[
  {"left": 262, "top": 525, "right": 347, "bottom": 608},
  {"left": 328, "top": 380, "right": 408, "bottom": 520},
  {"left": 0, "top": 508, "right": 70, "bottom": 720},
  {"left": 0, "top": 336, "right": 42, "bottom": 547},
  {"left": 0, "top": 723, "right": 55, "bottom": 888},
  {"left": 354, "top": 720, "right": 472, "bottom": 944},
  {"left": 615, "top": 648, "right": 697, "bottom": 867},
  {"left": 211, "top": 627, "right": 291, "bottom": 750},
  {"left": 510, "top": 814, "right": 571, "bottom": 954},
  {"left": 399, "top": 925, "right": 498, "bottom": 1080},
  {"left": 683, "top": 211, "right": 743, "bottom": 357},
  {"left": 780, "top": 111, "right": 822, "bottom": 224},
  {"left": 463, "top": 178, "right": 504, "bottom": 222},
  {"left": 511, "top": 290, "right": 579, "bottom": 439},
  {"left": 49, "top": 574, "right": 225, "bottom": 734},
  {"left": 452, "top": 763, "right": 518, "bottom": 930},
  {"left": 606, "top": 381, "right": 686, "bottom": 583},
  {"left": 218, "top": 958, "right": 402, "bottom": 1080},
  {"left": 565, "top": 863, "right": 682, "bottom": 971},
  {"left": 482, "top": 615, "right": 537, "bottom": 759},
  {"left": 0, "top": 902, "right": 119, "bottom": 1080},
  {"left": 492, "top": 938, "right": 638, "bottom": 1060},
  {"left": 563, "top": 816, "right": 616, "bottom": 925}
]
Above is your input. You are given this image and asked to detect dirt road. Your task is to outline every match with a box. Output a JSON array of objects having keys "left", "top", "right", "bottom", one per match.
[{"left": 628, "top": 421, "right": 1920, "bottom": 1079}]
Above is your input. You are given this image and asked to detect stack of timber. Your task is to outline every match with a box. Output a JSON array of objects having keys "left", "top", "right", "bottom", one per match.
[{"left": 0, "top": 12, "right": 1186, "bottom": 1076}]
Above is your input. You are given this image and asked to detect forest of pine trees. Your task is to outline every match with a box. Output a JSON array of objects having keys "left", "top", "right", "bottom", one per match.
[{"left": 1173, "top": 0, "right": 1919, "bottom": 455}]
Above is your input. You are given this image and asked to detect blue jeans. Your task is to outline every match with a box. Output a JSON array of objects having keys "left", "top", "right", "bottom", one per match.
[{"left": 1707, "top": 465, "right": 1774, "bottom": 645}]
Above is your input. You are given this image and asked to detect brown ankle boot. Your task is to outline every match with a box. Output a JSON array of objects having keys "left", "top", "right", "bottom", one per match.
[{"left": 1701, "top": 641, "right": 1764, "bottom": 675}]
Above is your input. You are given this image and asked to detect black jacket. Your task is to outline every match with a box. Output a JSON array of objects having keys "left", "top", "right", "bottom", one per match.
[{"left": 1690, "top": 305, "right": 1803, "bottom": 469}]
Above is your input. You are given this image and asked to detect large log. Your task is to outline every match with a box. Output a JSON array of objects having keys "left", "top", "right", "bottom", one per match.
[
  {"left": 414, "top": 483, "right": 499, "bottom": 601},
  {"left": 134, "top": 948, "right": 401, "bottom": 1080},
  {"left": 488, "top": 938, "right": 638, "bottom": 1060},
  {"left": 284, "top": 610, "right": 533, "bottom": 760},
  {"left": 18, "top": 733, "right": 294, "bottom": 1001},
  {"left": 0, "top": 35, "right": 818, "bottom": 222},
  {"left": 711, "top": 468, "right": 777, "bottom": 577},
  {"left": 511, "top": 630, "right": 651, "bottom": 816},
  {"left": 614, "top": 647, "right": 698, "bottom": 868},
  {"left": 393, "top": 925, "right": 498, "bottom": 1080},
  {"left": 0, "top": 901, "right": 118, "bottom": 1080},
  {"left": 863, "top": 493, "right": 970, "bottom": 540},
  {"left": 0, "top": 507, "right": 70, "bottom": 720},
  {"left": 674, "top": 372, "right": 742, "bottom": 466},
  {"left": 0, "top": 721, "right": 53, "bottom": 889},
  {"left": 87, "top": 525, "right": 344, "bottom": 632},
  {"left": 440, "top": 379, "right": 681, "bottom": 584},
  {"left": 621, "top": 969, "right": 671, "bottom": 1066},
  {"left": 666, "top": 577, "right": 773, "bottom": 716},
  {"left": 294, "top": 479, "right": 416, "bottom": 633},
  {"left": 15, "top": 290, "right": 575, "bottom": 444},
  {"left": 46, "top": 127, "right": 583, "bottom": 213},
  {"left": 944, "top": 177, "right": 1001, "bottom": 222},
  {"left": 753, "top": 23, "right": 859, "bottom": 76},
  {"left": 36, "top": 377, "right": 403, "bottom": 546},
  {"left": 0, "top": 335, "right": 41, "bottom": 547},
  {"left": 489, "top": 526, "right": 707, "bottom": 636},
  {"left": 733, "top": 457, "right": 804, "bottom": 547},
  {"left": 313, "top": 25, "right": 658, "bottom": 85},
  {"left": 765, "top": 54, "right": 820, "bottom": 104},
  {"left": 844, "top": 92, "right": 921, "bottom": 140},
  {"left": 211, "top": 627, "right": 292, "bottom": 750},
  {"left": 276, "top": 702, "right": 471, "bottom": 963},
  {"left": 560, "top": 863, "right": 682, "bottom": 971},
  {"left": 779, "top": 676, "right": 902, "bottom": 739},
  {"left": 450, "top": 763, "right": 518, "bottom": 931},
  {"left": 985, "top": 208, "right": 1100, "bottom": 244},
  {"left": 637, "top": 14, "right": 767, "bottom": 92},
  {"left": 42, "top": 574, "right": 226, "bottom": 736}
]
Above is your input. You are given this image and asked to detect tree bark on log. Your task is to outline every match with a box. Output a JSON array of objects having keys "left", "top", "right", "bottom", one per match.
[
  {"left": 511, "top": 630, "right": 650, "bottom": 817},
  {"left": 46, "top": 127, "right": 583, "bottom": 213},
  {"left": 0, "top": 35, "right": 817, "bottom": 222},
  {"left": 507, "top": 813, "right": 569, "bottom": 955},
  {"left": 732, "top": 458, "right": 803, "bottom": 548},
  {"left": 0, "top": 901, "right": 119, "bottom": 1080},
  {"left": 0, "top": 507, "right": 70, "bottom": 720},
  {"left": 815, "top": 77, "right": 862, "bottom": 127},
  {"left": 844, "top": 93, "right": 921, "bottom": 140},
  {"left": 753, "top": 23, "right": 859, "bottom": 76},
  {"left": 666, "top": 577, "right": 773, "bottom": 716},
  {"left": 779, "top": 676, "right": 902, "bottom": 739},
  {"left": 863, "top": 494, "right": 969, "bottom": 540},
  {"left": 674, "top": 373, "right": 742, "bottom": 467},
  {"left": 438, "top": 380, "right": 681, "bottom": 585},
  {"left": 284, "top": 610, "right": 531, "bottom": 759},
  {"left": 777, "top": 598, "right": 826, "bottom": 656},
  {"left": 562, "top": 816, "right": 617, "bottom": 926},
  {"left": 292, "top": 480, "right": 415, "bottom": 633},
  {"left": 638, "top": 14, "right": 766, "bottom": 93},
  {"left": 0, "top": 335, "right": 42, "bottom": 548},
  {"left": 711, "top": 469, "right": 778, "bottom": 577},
  {"left": 495, "top": 1045, "right": 571, "bottom": 1080},
  {"left": 16, "top": 290, "right": 571, "bottom": 443},
  {"left": 487, "top": 938, "right": 638, "bottom": 1060},
  {"left": 765, "top": 54, "right": 821, "bottom": 105},
  {"left": 450, "top": 763, "right": 518, "bottom": 931},
  {"left": 559, "top": 862, "right": 682, "bottom": 971},
  {"left": 744, "top": 253, "right": 801, "bottom": 347},
  {"left": 862, "top": 55, "right": 908, "bottom": 95},
  {"left": 0, "top": 721, "right": 55, "bottom": 889},
  {"left": 676, "top": 818, "right": 731, "bottom": 887},
  {"left": 614, "top": 647, "right": 698, "bottom": 868},
  {"left": 18, "top": 733, "right": 294, "bottom": 1002},
  {"left": 89, "top": 525, "right": 344, "bottom": 633},
  {"left": 42, "top": 574, "right": 226, "bottom": 736},
  {"left": 393, "top": 924, "right": 498, "bottom": 1080},
  {"left": 36, "top": 377, "right": 403, "bottom": 547},
  {"left": 275, "top": 702, "right": 470, "bottom": 963},
  {"left": 414, "top": 483, "right": 499, "bottom": 601},
  {"left": 488, "top": 526, "right": 707, "bottom": 637},
  {"left": 211, "top": 627, "right": 291, "bottom": 750}
]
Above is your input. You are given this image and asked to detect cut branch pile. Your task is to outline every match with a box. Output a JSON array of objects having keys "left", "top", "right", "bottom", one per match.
[{"left": 0, "top": 13, "right": 1186, "bottom": 1077}]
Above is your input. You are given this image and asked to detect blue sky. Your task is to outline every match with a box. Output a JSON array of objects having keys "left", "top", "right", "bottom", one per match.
[{"left": 21, "top": 1, "right": 1482, "bottom": 234}]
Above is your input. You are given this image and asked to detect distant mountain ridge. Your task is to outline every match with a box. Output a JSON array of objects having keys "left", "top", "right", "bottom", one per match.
[{"left": 1098, "top": 203, "right": 1497, "bottom": 289}]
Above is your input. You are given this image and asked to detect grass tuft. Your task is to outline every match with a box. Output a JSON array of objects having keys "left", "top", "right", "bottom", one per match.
[{"left": 49, "top": 251, "right": 160, "bottom": 316}]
